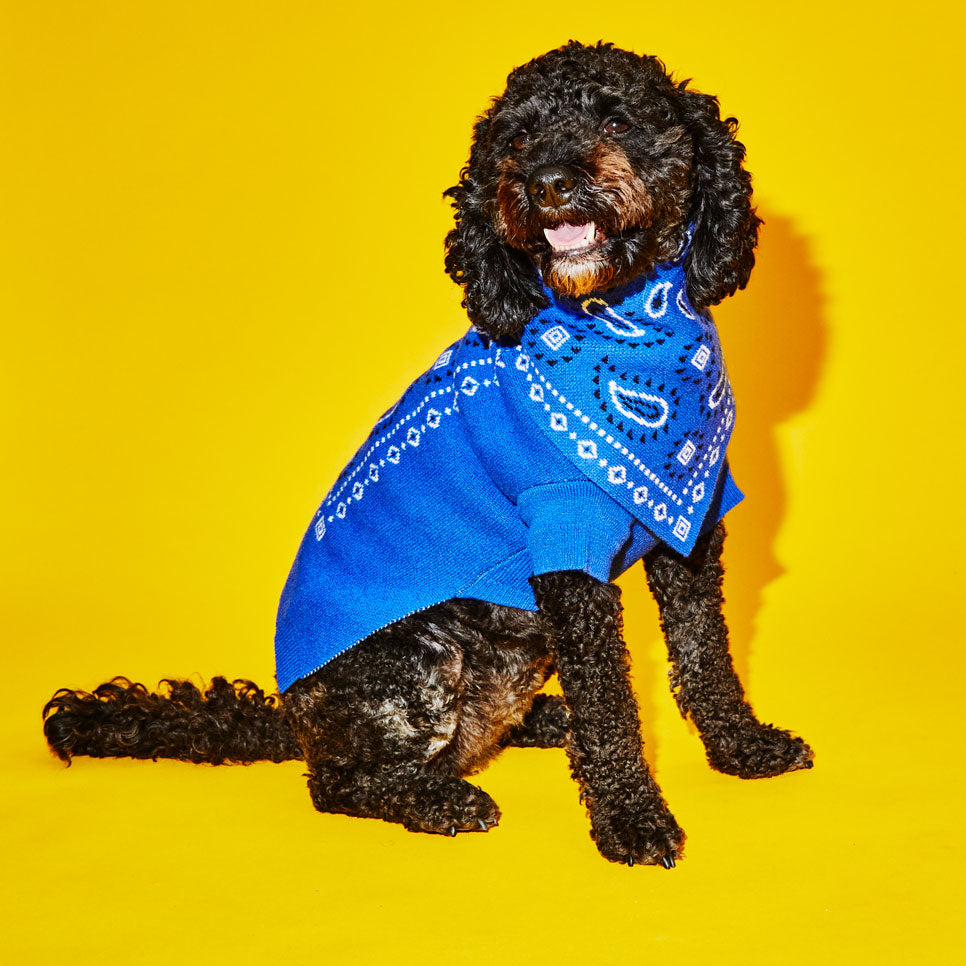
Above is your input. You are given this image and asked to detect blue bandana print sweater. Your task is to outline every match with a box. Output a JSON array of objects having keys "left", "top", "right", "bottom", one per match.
[{"left": 275, "top": 257, "right": 743, "bottom": 692}]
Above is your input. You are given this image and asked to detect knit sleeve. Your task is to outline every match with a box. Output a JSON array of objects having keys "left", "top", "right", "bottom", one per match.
[{"left": 517, "top": 480, "right": 645, "bottom": 583}]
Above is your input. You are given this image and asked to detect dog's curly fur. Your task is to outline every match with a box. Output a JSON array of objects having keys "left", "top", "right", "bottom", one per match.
[
  {"left": 444, "top": 42, "right": 761, "bottom": 339},
  {"left": 43, "top": 41, "right": 812, "bottom": 867},
  {"left": 43, "top": 676, "right": 302, "bottom": 764}
]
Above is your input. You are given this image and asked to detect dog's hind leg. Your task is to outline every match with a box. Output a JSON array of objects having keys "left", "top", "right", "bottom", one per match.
[
  {"left": 644, "top": 522, "right": 814, "bottom": 778},
  {"left": 502, "top": 693, "right": 569, "bottom": 748},
  {"left": 297, "top": 758, "right": 501, "bottom": 835},
  {"left": 282, "top": 600, "right": 547, "bottom": 835},
  {"left": 425, "top": 599, "right": 556, "bottom": 770}
]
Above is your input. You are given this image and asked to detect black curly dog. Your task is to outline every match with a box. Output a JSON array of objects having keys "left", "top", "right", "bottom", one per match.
[{"left": 44, "top": 42, "right": 813, "bottom": 867}]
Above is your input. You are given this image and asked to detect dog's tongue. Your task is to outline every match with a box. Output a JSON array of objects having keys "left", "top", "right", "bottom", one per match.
[{"left": 544, "top": 222, "right": 591, "bottom": 245}]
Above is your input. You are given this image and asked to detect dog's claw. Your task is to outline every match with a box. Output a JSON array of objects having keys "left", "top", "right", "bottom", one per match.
[
  {"left": 478, "top": 819, "right": 488, "bottom": 831},
  {"left": 447, "top": 826, "right": 457, "bottom": 837},
  {"left": 804, "top": 760, "right": 813, "bottom": 769},
  {"left": 627, "top": 857, "right": 634, "bottom": 866},
  {"left": 660, "top": 855, "right": 675, "bottom": 869}
]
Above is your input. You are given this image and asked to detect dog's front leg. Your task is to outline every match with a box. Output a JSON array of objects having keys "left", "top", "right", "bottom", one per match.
[
  {"left": 644, "top": 522, "right": 814, "bottom": 778},
  {"left": 530, "top": 570, "right": 684, "bottom": 867}
]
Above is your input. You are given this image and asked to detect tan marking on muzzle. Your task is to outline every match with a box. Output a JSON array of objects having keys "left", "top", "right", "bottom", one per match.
[{"left": 585, "top": 142, "right": 653, "bottom": 233}]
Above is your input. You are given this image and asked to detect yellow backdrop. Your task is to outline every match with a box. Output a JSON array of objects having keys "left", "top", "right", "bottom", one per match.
[{"left": 3, "top": 1, "right": 963, "bottom": 962}]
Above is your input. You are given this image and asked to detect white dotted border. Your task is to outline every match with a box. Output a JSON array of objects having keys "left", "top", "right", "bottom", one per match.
[
  {"left": 508, "top": 344, "right": 735, "bottom": 540},
  {"left": 317, "top": 355, "right": 499, "bottom": 531}
]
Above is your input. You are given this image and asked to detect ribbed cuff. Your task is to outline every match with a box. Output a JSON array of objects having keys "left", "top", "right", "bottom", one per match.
[
  {"left": 527, "top": 522, "right": 612, "bottom": 582},
  {"left": 518, "top": 479, "right": 634, "bottom": 584}
]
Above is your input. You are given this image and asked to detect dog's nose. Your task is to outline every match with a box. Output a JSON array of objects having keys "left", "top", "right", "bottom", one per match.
[{"left": 526, "top": 165, "right": 579, "bottom": 209}]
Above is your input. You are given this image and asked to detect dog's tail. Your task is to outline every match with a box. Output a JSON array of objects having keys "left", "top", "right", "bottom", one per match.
[{"left": 42, "top": 676, "right": 303, "bottom": 765}]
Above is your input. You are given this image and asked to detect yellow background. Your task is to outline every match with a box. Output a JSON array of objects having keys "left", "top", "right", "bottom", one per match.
[{"left": 3, "top": 1, "right": 964, "bottom": 962}]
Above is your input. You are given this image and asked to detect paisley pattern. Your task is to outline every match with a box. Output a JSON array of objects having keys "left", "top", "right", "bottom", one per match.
[
  {"left": 501, "top": 251, "right": 739, "bottom": 554},
  {"left": 581, "top": 297, "right": 648, "bottom": 337},
  {"left": 608, "top": 380, "right": 669, "bottom": 428}
]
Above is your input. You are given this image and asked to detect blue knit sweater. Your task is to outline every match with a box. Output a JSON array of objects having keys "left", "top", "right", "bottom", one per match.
[{"left": 274, "top": 255, "right": 743, "bottom": 692}]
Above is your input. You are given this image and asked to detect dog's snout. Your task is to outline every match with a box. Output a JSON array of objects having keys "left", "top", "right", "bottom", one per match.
[{"left": 526, "top": 164, "right": 579, "bottom": 209}]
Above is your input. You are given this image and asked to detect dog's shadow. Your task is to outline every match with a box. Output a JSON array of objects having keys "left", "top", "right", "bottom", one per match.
[
  {"left": 716, "top": 211, "right": 827, "bottom": 680},
  {"left": 621, "top": 211, "right": 827, "bottom": 751}
]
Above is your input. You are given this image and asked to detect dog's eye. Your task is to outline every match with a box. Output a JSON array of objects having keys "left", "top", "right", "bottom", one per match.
[
  {"left": 511, "top": 132, "right": 529, "bottom": 151},
  {"left": 602, "top": 118, "right": 631, "bottom": 135}
]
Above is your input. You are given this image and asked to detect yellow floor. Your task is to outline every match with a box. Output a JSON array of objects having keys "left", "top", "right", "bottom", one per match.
[{"left": 2, "top": 2, "right": 964, "bottom": 962}]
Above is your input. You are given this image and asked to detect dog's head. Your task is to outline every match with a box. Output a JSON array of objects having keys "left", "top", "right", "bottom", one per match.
[{"left": 444, "top": 41, "right": 761, "bottom": 340}]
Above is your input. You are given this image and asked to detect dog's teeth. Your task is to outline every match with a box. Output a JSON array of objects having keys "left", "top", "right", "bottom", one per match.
[{"left": 544, "top": 221, "right": 601, "bottom": 252}]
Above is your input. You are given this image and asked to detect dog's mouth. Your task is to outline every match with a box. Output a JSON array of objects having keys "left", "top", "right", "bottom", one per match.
[
  {"left": 543, "top": 221, "right": 607, "bottom": 255},
  {"left": 530, "top": 216, "right": 651, "bottom": 297}
]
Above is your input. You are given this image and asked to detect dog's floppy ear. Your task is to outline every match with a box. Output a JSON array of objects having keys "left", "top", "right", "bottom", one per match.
[
  {"left": 444, "top": 117, "right": 547, "bottom": 341},
  {"left": 676, "top": 84, "right": 762, "bottom": 309}
]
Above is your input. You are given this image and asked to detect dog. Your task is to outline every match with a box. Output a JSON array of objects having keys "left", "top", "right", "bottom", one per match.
[{"left": 43, "top": 41, "right": 813, "bottom": 868}]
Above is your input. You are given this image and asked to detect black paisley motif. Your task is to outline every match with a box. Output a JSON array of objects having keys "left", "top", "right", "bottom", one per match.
[
  {"left": 581, "top": 297, "right": 648, "bottom": 337},
  {"left": 608, "top": 380, "right": 669, "bottom": 428}
]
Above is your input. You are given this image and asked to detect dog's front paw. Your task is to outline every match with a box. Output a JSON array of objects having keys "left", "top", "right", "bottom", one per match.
[
  {"left": 588, "top": 796, "right": 685, "bottom": 868},
  {"left": 704, "top": 722, "right": 814, "bottom": 779}
]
